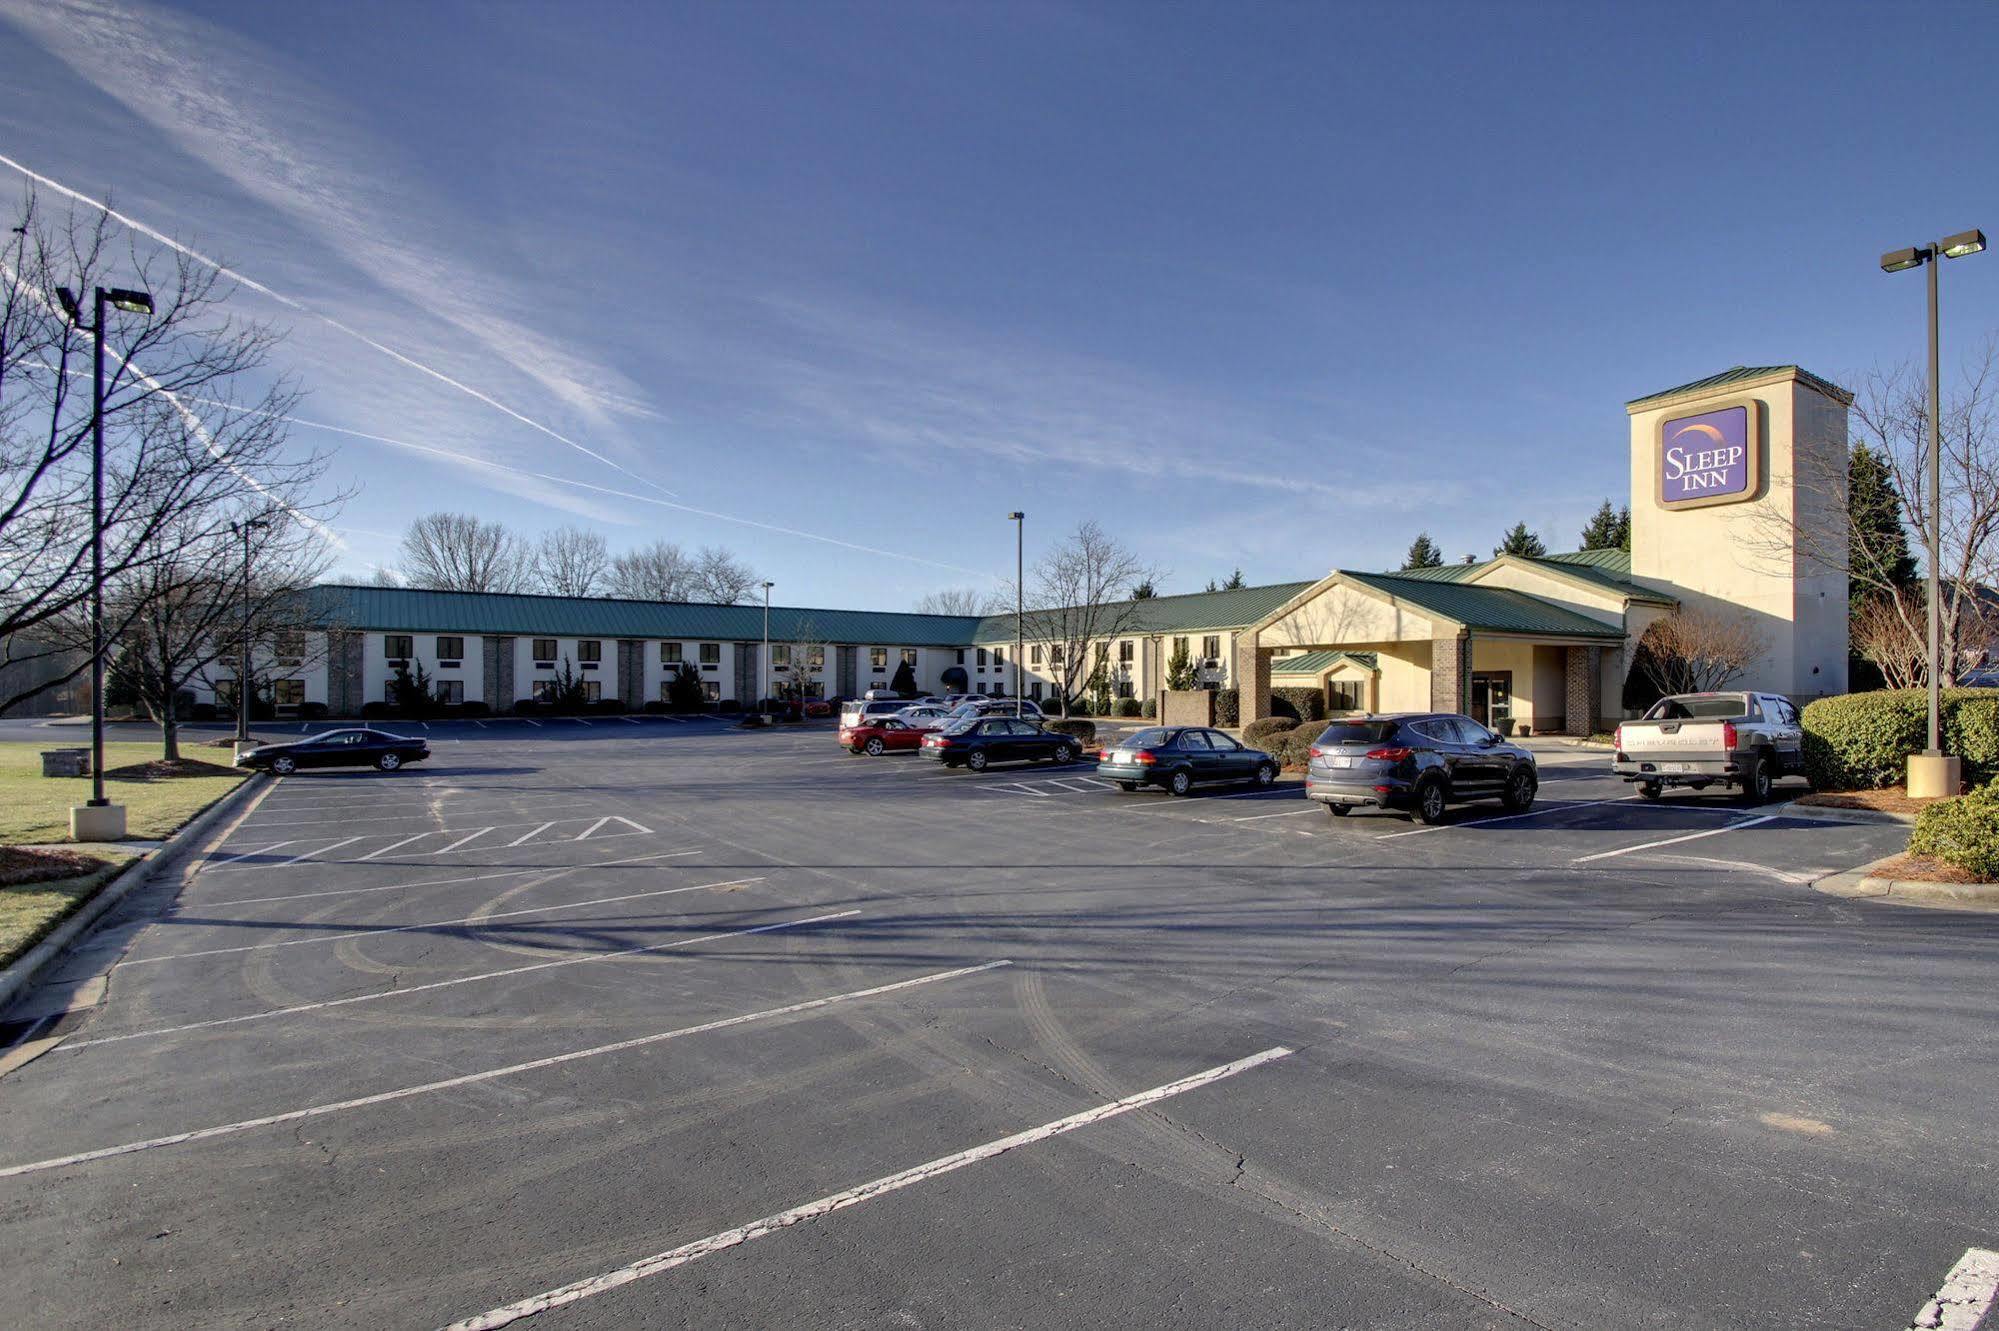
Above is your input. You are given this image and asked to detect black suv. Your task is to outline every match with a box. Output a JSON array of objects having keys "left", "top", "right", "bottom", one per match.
[{"left": 1303, "top": 713, "right": 1536, "bottom": 823}]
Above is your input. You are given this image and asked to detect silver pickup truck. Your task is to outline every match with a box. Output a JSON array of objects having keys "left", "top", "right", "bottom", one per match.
[{"left": 1611, "top": 691, "right": 1807, "bottom": 803}]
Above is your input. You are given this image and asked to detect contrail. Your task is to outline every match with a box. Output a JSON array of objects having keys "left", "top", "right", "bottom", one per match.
[
  {"left": 187, "top": 400, "right": 994, "bottom": 578},
  {"left": 0, "top": 152, "right": 677, "bottom": 499}
]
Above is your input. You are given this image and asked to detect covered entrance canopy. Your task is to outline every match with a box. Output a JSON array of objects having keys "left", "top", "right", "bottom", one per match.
[{"left": 1238, "top": 551, "right": 1675, "bottom": 736}]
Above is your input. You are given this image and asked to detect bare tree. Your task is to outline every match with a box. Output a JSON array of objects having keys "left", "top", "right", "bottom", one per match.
[
  {"left": 531, "top": 525, "right": 609, "bottom": 597},
  {"left": 398, "top": 512, "right": 531, "bottom": 593},
  {"left": 1637, "top": 607, "right": 1768, "bottom": 695},
  {"left": 770, "top": 619, "right": 830, "bottom": 704},
  {"left": 1017, "top": 521, "right": 1158, "bottom": 711},
  {"left": 1851, "top": 588, "right": 1926, "bottom": 689},
  {"left": 914, "top": 587, "right": 1003, "bottom": 615},
  {"left": 605, "top": 540, "right": 695, "bottom": 601},
  {"left": 0, "top": 189, "right": 325, "bottom": 712},
  {"left": 1778, "top": 342, "right": 1999, "bottom": 684},
  {"left": 691, "top": 545, "right": 760, "bottom": 604}
]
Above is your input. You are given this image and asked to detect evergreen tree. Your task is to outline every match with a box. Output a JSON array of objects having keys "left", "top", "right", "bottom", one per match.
[
  {"left": 1493, "top": 522, "right": 1547, "bottom": 558},
  {"left": 889, "top": 658, "right": 918, "bottom": 696},
  {"left": 1132, "top": 578, "right": 1158, "bottom": 600},
  {"left": 1220, "top": 568, "right": 1247, "bottom": 590},
  {"left": 666, "top": 662, "right": 705, "bottom": 712},
  {"left": 1403, "top": 533, "right": 1443, "bottom": 569},
  {"left": 1848, "top": 442, "right": 1917, "bottom": 597},
  {"left": 1165, "top": 637, "right": 1195, "bottom": 690},
  {"left": 1579, "top": 500, "right": 1631, "bottom": 552},
  {"left": 390, "top": 660, "right": 438, "bottom": 719}
]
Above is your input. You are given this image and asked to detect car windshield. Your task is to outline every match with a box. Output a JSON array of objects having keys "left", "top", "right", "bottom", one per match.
[
  {"left": 1123, "top": 728, "right": 1173, "bottom": 748},
  {"left": 1647, "top": 696, "right": 1750, "bottom": 720},
  {"left": 1315, "top": 720, "right": 1400, "bottom": 746},
  {"left": 941, "top": 720, "right": 979, "bottom": 735}
]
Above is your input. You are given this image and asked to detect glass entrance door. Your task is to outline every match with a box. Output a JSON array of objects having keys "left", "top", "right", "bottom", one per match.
[{"left": 1469, "top": 672, "right": 1513, "bottom": 730}]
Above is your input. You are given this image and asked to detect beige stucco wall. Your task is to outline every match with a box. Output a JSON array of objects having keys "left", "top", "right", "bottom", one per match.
[
  {"left": 1261, "top": 582, "right": 1437, "bottom": 649},
  {"left": 1466, "top": 563, "right": 1629, "bottom": 629},
  {"left": 1373, "top": 641, "right": 1432, "bottom": 711},
  {"left": 1468, "top": 638, "right": 1548, "bottom": 727},
  {"left": 1628, "top": 372, "right": 1849, "bottom": 700}
]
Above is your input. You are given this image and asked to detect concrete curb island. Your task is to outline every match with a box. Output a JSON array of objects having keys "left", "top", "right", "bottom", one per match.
[
  {"left": 1815, "top": 857, "right": 1999, "bottom": 912},
  {"left": 1776, "top": 800, "right": 1917, "bottom": 827},
  {"left": 0, "top": 772, "right": 269, "bottom": 1014}
]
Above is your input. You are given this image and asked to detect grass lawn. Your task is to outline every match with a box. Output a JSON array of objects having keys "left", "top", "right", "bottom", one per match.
[
  {"left": 0, "top": 740, "right": 248, "bottom": 845},
  {"left": 0, "top": 851, "right": 132, "bottom": 968}
]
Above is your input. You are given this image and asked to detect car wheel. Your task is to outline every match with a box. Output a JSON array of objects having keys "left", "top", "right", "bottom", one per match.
[
  {"left": 1253, "top": 762, "right": 1276, "bottom": 787},
  {"left": 1413, "top": 778, "right": 1448, "bottom": 824},
  {"left": 1637, "top": 781, "right": 1663, "bottom": 801},
  {"left": 1052, "top": 743, "right": 1075, "bottom": 764},
  {"left": 1500, "top": 768, "right": 1537, "bottom": 813},
  {"left": 270, "top": 755, "right": 296, "bottom": 776},
  {"left": 1740, "top": 755, "right": 1771, "bottom": 804},
  {"left": 1168, "top": 768, "right": 1192, "bottom": 797},
  {"left": 864, "top": 737, "right": 885, "bottom": 756},
  {"left": 376, "top": 753, "right": 401, "bottom": 772},
  {"left": 1326, "top": 804, "right": 1350, "bottom": 818},
  {"left": 967, "top": 750, "right": 989, "bottom": 772},
  {"left": 1116, "top": 781, "right": 1138, "bottom": 792}
]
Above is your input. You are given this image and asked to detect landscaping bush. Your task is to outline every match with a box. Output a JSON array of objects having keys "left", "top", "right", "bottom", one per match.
[
  {"left": 1116, "top": 697, "right": 1142, "bottom": 717},
  {"left": 592, "top": 698, "right": 628, "bottom": 715},
  {"left": 1802, "top": 688, "right": 1999, "bottom": 790},
  {"left": 1243, "top": 716, "right": 1300, "bottom": 747},
  {"left": 1214, "top": 688, "right": 1240, "bottom": 728},
  {"left": 642, "top": 700, "right": 669, "bottom": 714},
  {"left": 189, "top": 702, "right": 218, "bottom": 722},
  {"left": 360, "top": 701, "right": 390, "bottom": 720},
  {"left": 1273, "top": 687, "right": 1327, "bottom": 723},
  {"left": 1140, "top": 698, "right": 1157, "bottom": 718},
  {"left": 1908, "top": 778, "right": 1999, "bottom": 880},
  {"left": 460, "top": 700, "right": 490, "bottom": 717},
  {"left": 719, "top": 698, "right": 741, "bottom": 714},
  {"left": 1048, "top": 718, "right": 1097, "bottom": 744},
  {"left": 300, "top": 701, "right": 329, "bottom": 720},
  {"left": 512, "top": 699, "right": 541, "bottom": 716},
  {"left": 1274, "top": 729, "right": 1320, "bottom": 770}
]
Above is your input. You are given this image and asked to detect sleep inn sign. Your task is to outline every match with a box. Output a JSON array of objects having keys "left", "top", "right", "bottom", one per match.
[{"left": 1657, "top": 398, "right": 1760, "bottom": 509}]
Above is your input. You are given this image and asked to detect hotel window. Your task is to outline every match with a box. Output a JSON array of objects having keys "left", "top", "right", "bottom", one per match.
[
  {"left": 1029, "top": 682, "right": 1043, "bottom": 700},
  {"left": 1328, "top": 679, "right": 1365, "bottom": 713},
  {"left": 436, "top": 636, "right": 463, "bottom": 662},
  {"left": 699, "top": 642, "right": 720, "bottom": 667},
  {"left": 1049, "top": 645, "right": 1063, "bottom": 666},
  {"left": 1094, "top": 642, "right": 1108, "bottom": 663},
  {"left": 274, "top": 632, "right": 305, "bottom": 666},
  {"left": 660, "top": 642, "right": 683, "bottom": 664},
  {"left": 384, "top": 634, "right": 413, "bottom": 660},
  {"left": 870, "top": 647, "right": 887, "bottom": 670},
  {"left": 436, "top": 679, "right": 464, "bottom": 705},
  {"left": 772, "top": 644, "right": 791, "bottom": 667},
  {"left": 1030, "top": 645, "right": 1043, "bottom": 665},
  {"left": 1116, "top": 679, "right": 1135, "bottom": 699},
  {"left": 1172, "top": 636, "right": 1188, "bottom": 658},
  {"left": 955, "top": 649, "right": 965, "bottom": 664},
  {"left": 582, "top": 680, "right": 601, "bottom": 702},
  {"left": 702, "top": 680, "right": 720, "bottom": 702},
  {"left": 272, "top": 679, "right": 304, "bottom": 708},
  {"left": 977, "top": 647, "right": 988, "bottom": 666},
  {"left": 1118, "top": 641, "right": 1133, "bottom": 664},
  {"left": 576, "top": 639, "right": 602, "bottom": 663},
  {"left": 992, "top": 647, "right": 1004, "bottom": 666},
  {"left": 809, "top": 647, "right": 827, "bottom": 671},
  {"left": 532, "top": 638, "right": 557, "bottom": 663},
  {"left": 1202, "top": 635, "right": 1221, "bottom": 660},
  {"left": 900, "top": 648, "right": 916, "bottom": 667}
]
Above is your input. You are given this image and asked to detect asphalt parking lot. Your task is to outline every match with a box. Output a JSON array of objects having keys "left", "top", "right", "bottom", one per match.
[{"left": 2, "top": 718, "right": 1995, "bottom": 1329}]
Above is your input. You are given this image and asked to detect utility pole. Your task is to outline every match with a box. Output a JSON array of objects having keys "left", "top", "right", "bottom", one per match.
[
  {"left": 230, "top": 515, "right": 271, "bottom": 749},
  {"left": 761, "top": 580, "right": 774, "bottom": 720},
  {"left": 1009, "top": 512, "right": 1024, "bottom": 710}
]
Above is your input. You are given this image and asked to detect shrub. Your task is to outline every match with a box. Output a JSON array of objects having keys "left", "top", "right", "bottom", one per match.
[
  {"left": 1908, "top": 779, "right": 1999, "bottom": 880},
  {"left": 1116, "top": 698, "right": 1142, "bottom": 717},
  {"left": 1243, "top": 716, "right": 1301, "bottom": 747},
  {"left": 592, "top": 698, "right": 628, "bottom": 714},
  {"left": 718, "top": 698, "right": 741, "bottom": 714},
  {"left": 360, "top": 701, "right": 390, "bottom": 720},
  {"left": 1214, "top": 689, "right": 1240, "bottom": 728},
  {"left": 1048, "top": 718, "right": 1097, "bottom": 744},
  {"left": 189, "top": 702, "right": 219, "bottom": 722},
  {"left": 461, "top": 701, "right": 490, "bottom": 717},
  {"left": 1140, "top": 698, "right": 1157, "bottom": 719},
  {"left": 1802, "top": 688, "right": 1999, "bottom": 790},
  {"left": 1273, "top": 687, "right": 1327, "bottom": 723},
  {"left": 642, "top": 700, "right": 668, "bottom": 714},
  {"left": 512, "top": 699, "right": 541, "bottom": 716},
  {"left": 1268, "top": 694, "right": 1300, "bottom": 722},
  {"left": 300, "top": 701, "right": 329, "bottom": 720}
]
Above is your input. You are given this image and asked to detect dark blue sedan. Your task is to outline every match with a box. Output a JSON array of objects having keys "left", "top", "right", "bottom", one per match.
[{"left": 918, "top": 717, "right": 1081, "bottom": 770}]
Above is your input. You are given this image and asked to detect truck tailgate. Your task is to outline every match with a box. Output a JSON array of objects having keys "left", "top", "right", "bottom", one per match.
[{"left": 1619, "top": 720, "right": 1731, "bottom": 759}]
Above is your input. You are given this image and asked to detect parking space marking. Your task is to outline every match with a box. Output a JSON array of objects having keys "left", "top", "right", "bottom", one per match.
[
  {"left": 1572, "top": 815, "right": 1777, "bottom": 864},
  {"left": 1230, "top": 807, "right": 1320, "bottom": 822},
  {"left": 1377, "top": 797, "right": 1631, "bottom": 839},
  {"left": 204, "top": 839, "right": 296, "bottom": 868},
  {"left": 62, "top": 902, "right": 841, "bottom": 1051},
  {"left": 201, "top": 850, "right": 703, "bottom": 909},
  {"left": 275, "top": 837, "right": 362, "bottom": 866},
  {"left": 575, "top": 816, "right": 612, "bottom": 840},
  {"left": 1906, "top": 1247, "right": 1999, "bottom": 1330},
  {"left": 0, "top": 961, "right": 1011, "bottom": 1181},
  {"left": 521, "top": 718, "right": 542, "bottom": 727},
  {"left": 439, "top": 827, "right": 496, "bottom": 853},
  {"left": 241, "top": 800, "right": 599, "bottom": 829},
  {"left": 355, "top": 832, "right": 435, "bottom": 862},
  {"left": 125, "top": 876, "right": 776, "bottom": 966},
  {"left": 441, "top": 1044, "right": 1294, "bottom": 1331},
  {"left": 508, "top": 822, "right": 557, "bottom": 847}
]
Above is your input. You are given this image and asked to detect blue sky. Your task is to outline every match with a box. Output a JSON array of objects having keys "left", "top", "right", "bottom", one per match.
[{"left": 3, "top": 1, "right": 1995, "bottom": 609}]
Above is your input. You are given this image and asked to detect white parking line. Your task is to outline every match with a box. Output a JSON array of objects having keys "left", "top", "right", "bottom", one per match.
[
  {"left": 507, "top": 822, "right": 556, "bottom": 847},
  {"left": 1230, "top": 807, "right": 1320, "bottom": 822},
  {"left": 439, "top": 827, "right": 495, "bottom": 853},
  {"left": 276, "top": 838, "right": 361, "bottom": 866},
  {"left": 126, "top": 877, "right": 770, "bottom": 965},
  {"left": 522, "top": 718, "right": 542, "bottom": 727},
  {"left": 0, "top": 961, "right": 1010, "bottom": 1180},
  {"left": 441, "top": 1044, "right": 1293, "bottom": 1330},
  {"left": 574, "top": 816, "right": 612, "bottom": 840},
  {"left": 203, "top": 840, "right": 295, "bottom": 869},
  {"left": 202, "top": 851, "right": 702, "bottom": 909},
  {"left": 1377, "top": 797, "right": 1632, "bottom": 840},
  {"left": 1906, "top": 1247, "right": 1999, "bottom": 1329},
  {"left": 1572, "top": 815, "right": 1777, "bottom": 863},
  {"left": 65, "top": 898, "right": 831, "bottom": 1051},
  {"left": 354, "top": 832, "right": 434, "bottom": 862},
  {"left": 618, "top": 716, "right": 642, "bottom": 725}
]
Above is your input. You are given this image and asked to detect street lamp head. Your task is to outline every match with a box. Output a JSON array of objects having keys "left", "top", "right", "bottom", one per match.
[
  {"left": 55, "top": 286, "right": 81, "bottom": 321},
  {"left": 1880, "top": 246, "right": 1930, "bottom": 274},
  {"left": 1941, "top": 229, "right": 1987, "bottom": 259},
  {"left": 106, "top": 288, "right": 153, "bottom": 315},
  {"left": 1007, "top": 511, "right": 1024, "bottom": 521}
]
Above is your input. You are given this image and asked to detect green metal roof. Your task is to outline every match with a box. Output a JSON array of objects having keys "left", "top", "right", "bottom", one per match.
[
  {"left": 1385, "top": 561, "right": 1481, "bottom": 582},
  {"left": 1543, "top": 547, "right": 1631, "bottom": 573},
  {"left": 970, "top": 580, "right": 1317, "bottom": 642},
  {"left": 1514, "top": 553, "right": 1676, "bottom": 605},
  {"left": 1338, "top": 571, "right": 1627, "bottom": 639},
  {"left": 1627, "top": 364, "right": 1853, "bottom": 408},
  {"left": 1272, "top": 649, "right": 1379, "bottom": 676},
  {"left": 304, "top": 584, "right": 985, "bottom": 646}
]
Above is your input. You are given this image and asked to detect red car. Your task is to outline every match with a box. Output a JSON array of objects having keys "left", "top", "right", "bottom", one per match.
[{"left": 840, "top": 717, "right": 924, "bottom": 755}]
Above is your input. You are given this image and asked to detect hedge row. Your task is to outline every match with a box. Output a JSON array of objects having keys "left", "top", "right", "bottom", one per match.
[
  {"left": 1909, "top": 778, "right": 1999, "bottom": 880},
  {"left": 1214, "top": 689, "right": 1240, "bottom": 728},
  {"left": 1048, "top": 718, "right": 1097, "bottom": 744},
  {"left": 1801, "top": 689, "right": 1999, "bottom": 790},
  {"left": 1242, "top": 716, "right": 1300, "bottom": 746},
  {"left": 1270, "top": 687, "right": 1328, "bottom": 724}
]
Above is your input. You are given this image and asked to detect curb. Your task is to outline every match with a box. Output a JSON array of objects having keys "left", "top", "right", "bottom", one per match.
[
  {"left": 1815, "top": 857, "right": 1999, "bottom": 912},
  {"left": 1776, "top": 800, "right": 1917, "bottom": 827},
  {"left": 0, "top": 772, "right": 268, "bottom": 1015}
]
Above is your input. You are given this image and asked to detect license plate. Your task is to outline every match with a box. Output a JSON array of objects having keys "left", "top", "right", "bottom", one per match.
[
  {"left": 1327, "top": 755, "right": 1352, "bottom": 769},
  {"left": 1661, "top": 762, "right": 1692, "bottom": 773}
]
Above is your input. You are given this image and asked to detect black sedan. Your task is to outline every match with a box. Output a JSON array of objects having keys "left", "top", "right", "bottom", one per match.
[
  {"left": 236, "top": 728, "right": 430, "bottom": 775},
  {"left": 919, "top": 717, "right": 1081, "bottom": 770},
  {"left": 1096, "top": 726, "right": 1278, "bottom": 796}
]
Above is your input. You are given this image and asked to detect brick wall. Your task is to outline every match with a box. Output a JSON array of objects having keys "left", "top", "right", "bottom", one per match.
[
  {"left": 328, "top": 630, "right": 365, "bottom": 715},
  {"left": 1429, "top": 635, "right": 1467, "bottom": 714},
  {"left": 1160, "top": 689, "right": 1215, "bottom": 727},
  {"left": 1233, "top": 630, "right": 1271, "bottom": 723},
  {"left": 1563, "top": 645, "right": 1601, "bottom": 736},
  {"left": 485, "top": 636, "right": 514, "bottom": 710}
]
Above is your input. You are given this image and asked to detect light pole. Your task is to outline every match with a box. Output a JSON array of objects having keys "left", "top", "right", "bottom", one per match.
[
  {"left": 55, "top": 283, "right": 153, "bottom": 840},
  {"left": 230, "top": 515, "right": 272, "bottom": 748},
  {"left": 1881, "top": 228, "right": 1985, "bottom": 798},
  {"left": 1008, "top": 512, "right": 1024, "bottom": 708},
  {"left": 760, "top": 580, "right": 774, "bottom": 720}
]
